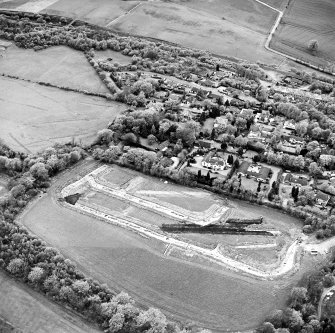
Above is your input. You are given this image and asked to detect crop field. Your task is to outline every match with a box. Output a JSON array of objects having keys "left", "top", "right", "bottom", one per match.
[
  {"left": 170, "top": 0, "right": 277, "bottom": 34},
  {"left": 0, "top": 42, "right": 109, "bottom": 95},
  {"left": 0, "top": 76, "right": 126, "bottom": 153},
  {"left": 271, "top": 0, "right": 335, "bottom": 68},
  {"left": 40, "top": 0, "right": 139, "bottom": 26},
  {"left": 19, "top": 161, "right": 318, "bottom": 331},
  {"left": 111, "top": 1, "right": 282, "bottom": 64},
  {"left": 20, "top": 160, "right": 320, "bottom": 330},
  {"left": 0, "top": 270, "right": 100, "bottom": 333}
]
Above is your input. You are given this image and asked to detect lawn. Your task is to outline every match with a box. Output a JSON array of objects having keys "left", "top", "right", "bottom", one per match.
[
  {"left": 0, "top": 42, "right": 109, "bottom": 94},
  {"left": 0, "top": 270, "right": 100, "bottom": 333},
  {"left": 271, "top": 0, "right": 335, "bottom": 69},
  {"left": 0, "top": 76, "right": 126, "bottom": 153},
  {"left": 19, "top": 162, "right": 313, "bottom": 331},
  {"left": 111, "top": 2, "right": 283, "bottom": 64}
]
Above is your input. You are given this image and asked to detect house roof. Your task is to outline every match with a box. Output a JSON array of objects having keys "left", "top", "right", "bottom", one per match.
[
  {"left": 316, "top": 191, "right": 330, "bottom": 203},
  {"left": 237, "top": 161, "right": 270, "bottom": 180},
  {"left": 198, "top": 139, "right": 212, "bottom": 149},
  {"left": 284, "top": 173, "right": 309, "bottom": 186}
]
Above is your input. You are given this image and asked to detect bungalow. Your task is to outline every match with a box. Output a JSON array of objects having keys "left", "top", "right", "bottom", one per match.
[
  {"left": 202, "top": 152, "right": 226, "bottom": 170},
  {"left": 237, "top": 161, "right": 271, "bottom": 183},
  {"left": 315, "top": 191, "right": 330, "bottom": 208}
]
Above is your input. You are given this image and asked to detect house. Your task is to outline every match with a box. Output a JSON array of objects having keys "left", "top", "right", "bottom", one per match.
[
  {"left": 315, "top": 191, "right": 330, "bottom": 208},
  {"left": 283, "top": 173, "right": 309, "bottom": 187},
  {"left": 208, "top": 92, "right": 222, "bottom": 102},
  {"left": 283, "top": 120, "right": 296, "bottom": 131},
  {"left": 202, "top": 152, "right": 226, "bottom": 170},
  {"left": 214, "top": 116, "right": 228, "bottom": 130},
  {"left": 197, "top": 139, "right": 212, "bottom": 149},
  {"left": 237, "top": 161, "right": 271, "bottom": 183},
  {"left": 199, "top": 79, "right": 217, "bottom": 88}
]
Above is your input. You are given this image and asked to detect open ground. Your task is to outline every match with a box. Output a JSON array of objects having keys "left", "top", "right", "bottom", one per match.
[
  {"left": 0, "top": 270, "right": 100, "bottom": 333},
  {"left": 18, "top": 160, "right": 320, "bottom": 331},
  {"left": 0, "top": 76, "right": 126, "bottom": 153}
]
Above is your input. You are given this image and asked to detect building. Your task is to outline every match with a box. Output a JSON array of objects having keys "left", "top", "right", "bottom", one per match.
[
  {"left": 202, "top": 152, "right": 226, "bottom": 170},
  {"left": 197, "top": 139, "right": 212, "bottom": 149},
  {"left": 237, "top": 161, "right": 271, "bottom": 183},
  {"left": 283, "top": 173, "right": 309, "bottom": 187},
  {"left": 214, "top": 116, "right": 228, "bottom": 130},
  {"left": 315, "top": 191, "right": 330, "bottom": 208}
]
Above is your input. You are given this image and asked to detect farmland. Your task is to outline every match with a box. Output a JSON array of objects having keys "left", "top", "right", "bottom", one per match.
[
  {"left": 0, "top": 42, "right": 110, "bottom": 94},
  {"left": 18, "top": 161, "right": 319, "bottom": 331},
  {"left": 111, "top": 1, "right": 281, "bottom": 64},
  {"left": 0, "top": 76, "right": 126, "bottom": 153},
  {"left": 271, "top": 0, "right": 335, "bottom": 68},
  {"left": 0, "top": 270, "right": 100, "bottom": 333}
]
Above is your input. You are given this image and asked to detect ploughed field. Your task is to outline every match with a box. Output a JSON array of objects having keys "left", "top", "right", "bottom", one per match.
[{"left": 19, "top": 160, "right": 316, "bottom": 331}]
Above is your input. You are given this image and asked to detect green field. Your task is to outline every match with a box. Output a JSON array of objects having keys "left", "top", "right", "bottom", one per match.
[
  {"left": 19, "top": 162, "right": 316, "bottom": 331},
  {"left": 0, "top": 76, "right": 126, "bottom": 153}
]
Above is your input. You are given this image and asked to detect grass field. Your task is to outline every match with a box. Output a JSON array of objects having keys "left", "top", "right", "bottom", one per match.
[
  {"left": 18, "top": 161, "right": 318, "bottom": 331},
  {"left": 0, "top": 270, "right": 100, "bottom": 333},
  {"left": 271, "top": 0, "right": 335, "bottom": 68},
  {"left": 0, "top": 76, "right": 126, "bottom": 153},
  {"left": 0, "top": 42, "right": 109, "bottom": 95}
]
